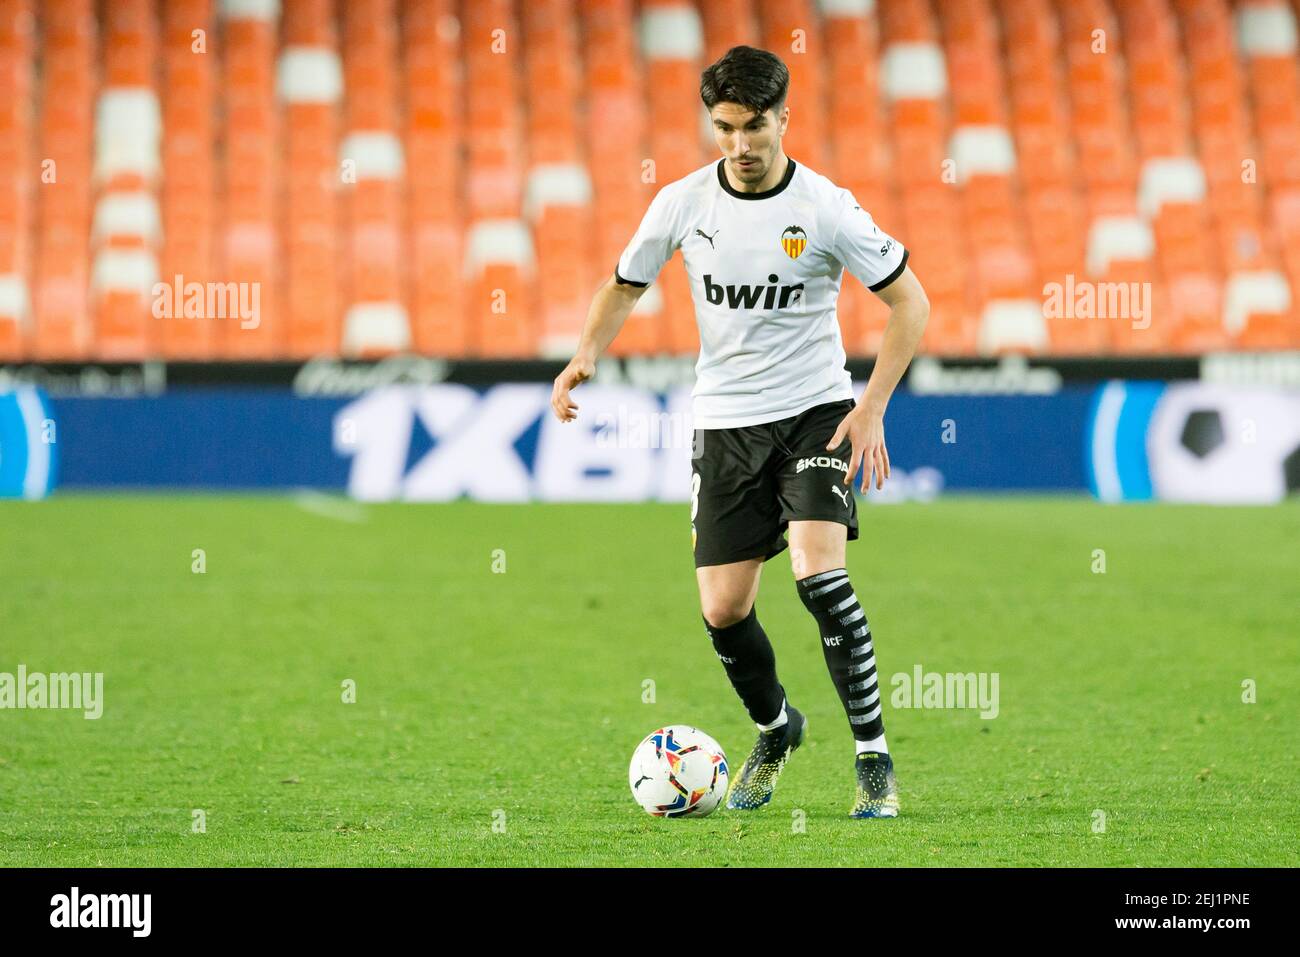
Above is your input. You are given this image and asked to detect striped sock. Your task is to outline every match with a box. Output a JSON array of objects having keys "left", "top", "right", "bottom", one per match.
[{"left": 795, "top": 568, "right": 886, "bottom": 744}]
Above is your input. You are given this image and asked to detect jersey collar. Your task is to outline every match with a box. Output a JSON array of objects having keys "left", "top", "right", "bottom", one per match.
[{"left": 716, "top": 157, "right": 797, "bottom": 200}]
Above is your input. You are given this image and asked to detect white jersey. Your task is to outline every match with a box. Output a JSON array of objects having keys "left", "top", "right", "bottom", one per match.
[{"left": 616, "top": 158, "right": 908, "bottom": 429}]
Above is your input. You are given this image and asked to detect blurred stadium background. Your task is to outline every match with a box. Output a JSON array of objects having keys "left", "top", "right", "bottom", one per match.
[{"left": 0, "top": 0, "right": 1298, "bottom": 500}]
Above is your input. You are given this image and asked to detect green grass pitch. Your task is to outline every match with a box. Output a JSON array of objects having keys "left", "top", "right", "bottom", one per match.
[{"left": 1, "top": 494, "right": 1296, "bottom": 867}]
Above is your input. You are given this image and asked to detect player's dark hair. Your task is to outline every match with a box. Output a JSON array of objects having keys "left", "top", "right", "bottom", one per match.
[{"left": 699, "top": 45, "right": 789, "bottom": 116}]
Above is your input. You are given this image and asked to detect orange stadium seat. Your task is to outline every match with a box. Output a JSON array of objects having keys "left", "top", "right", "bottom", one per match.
[
  {"left": 878, "top": 0, "right": 937, "bottom": 43},
  {"left": 279, "top": 0, "right": 342, "bottom": 359},
  {"left": 824, "top": 1, "right": 888, "bottom": 207},
  {"left": 405, "top": 0, "right": 465, "bottom": 357},
  {"left": 524, "top": 2, "right": 594, "bottom": 357},
  {"left": 33, "top": 0, "right": 95, "bottom": 360},
  {"left": 339, "top": 0, "right": 410, "bottom": 358},
  {"left": 700, "top": 0, "right": 756, "bottom": 60},
  {"left": 219, "top": 9, "right": 280, "bottom": 359},
  {"left": 1167, "top": 273, "right": 1230, "bottom": 354},
  {"left": 759, "top": 0, "right": 826, "bottom": 172},
  {"left": 1237, "top": 310, "right": 1300, "bottom": 350},
  {"left": 159, "top": 0, "right": 215, "bottom": 359}
]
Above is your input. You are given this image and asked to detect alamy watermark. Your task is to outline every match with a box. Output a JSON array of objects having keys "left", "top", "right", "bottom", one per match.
[
  {"left": 594, "top": 405, "right": 700, "bottom": 455},
  {"left": 1043, "top": 274, "right": 1151, "bottom": 330},
  {"left": 49, "top": 887, "right": 150, "bottom": 937},
  {"left": 151, "top": 275, "right": 261, "bottom": 329},
  {"left": 890, "top": 665, "right": 999, "bottom": 719},
  {"left": 0, "top": 665, "right": 103, "bottom": 719}
]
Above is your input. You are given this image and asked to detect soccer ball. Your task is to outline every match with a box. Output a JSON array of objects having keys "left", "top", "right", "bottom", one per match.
[{"left": 628, "top": 725, "right": 729, "bottom": 818}]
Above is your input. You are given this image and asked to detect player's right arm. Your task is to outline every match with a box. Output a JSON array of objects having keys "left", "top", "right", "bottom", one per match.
[
  {"left": 550, "top": 276, "right": 647, "bottom": 423},
  {"left": 551, "top": 185, "right": 682, "bottom": 423}
]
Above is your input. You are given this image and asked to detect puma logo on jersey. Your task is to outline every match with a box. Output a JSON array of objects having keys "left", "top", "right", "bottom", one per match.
[
  {"left": 831, "top": 485, "right": 850, "bottom": 507},
  {"left": 795, "top": 455, "right": 848, "bottom": 474},
  {"left": 704, "top": 273, "right": 805, "bottom": 310},
  {"left": 695, "top": 228, "right": 719, "bottom": 249}
]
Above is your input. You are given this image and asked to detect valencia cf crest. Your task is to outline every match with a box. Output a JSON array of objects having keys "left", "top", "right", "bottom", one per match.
[{"left": 781, "top": 225, "right": 807, "bottom": 259}]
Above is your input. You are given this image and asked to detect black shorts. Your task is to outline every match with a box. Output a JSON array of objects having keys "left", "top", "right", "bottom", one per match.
[{"left": 691, "top": 398, "right": 860, "bottom": 568}]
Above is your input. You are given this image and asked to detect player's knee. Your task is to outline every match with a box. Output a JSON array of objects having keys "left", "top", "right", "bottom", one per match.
[
  {"left": 790, "top": 548, "right": 842, "bottom": 581},
  {"left": 701, "top": 598, "right": 753, "bottom": 630}
]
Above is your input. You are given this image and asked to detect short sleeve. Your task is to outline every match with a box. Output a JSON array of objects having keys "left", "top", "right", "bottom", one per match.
[
  {"left": 615, "top": 188, "right": 681, "bottom": 287},
  {"left": 830, "top": 193, "right": 909, "bottom": 292}
]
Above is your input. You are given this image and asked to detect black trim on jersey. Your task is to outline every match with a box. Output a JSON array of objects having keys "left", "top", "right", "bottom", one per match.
[
  {"left": 716, "top": 157, "right": 797, "bottom": 200},
  {"left": 868, "top": 248, "right": 909, "bottom": 292},
  {"left": 614, "top": 265, "right": 648, "bottom": 288}
]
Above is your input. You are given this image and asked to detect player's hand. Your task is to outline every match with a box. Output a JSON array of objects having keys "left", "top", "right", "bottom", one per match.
[
  {"left": 826, "top": 405, "right": 890, "bottom": 493},
  {"left": 551, "top": 354, "right": 596, "bottom": 422}
]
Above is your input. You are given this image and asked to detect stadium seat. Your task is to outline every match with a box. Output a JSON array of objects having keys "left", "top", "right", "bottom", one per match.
[
  {"left": 700, "top": 0, "right": 758, "bottom": 60},
  {"left": 581, "top": 0, "right": 661, "bottom": 354},
  {"left": 464, "top": 219, "right": 536, "bottom": 357},
  {"left": 406, "top": 0, "right": 466, "bottom": 357},
  {"left": 279, "top": 5, "right": 343, "bottom": 359},
  {"left": 758, "top": 0, "right": 826, "bottom": 171},
  {"left": 977, "top": 300, "right": 1049, "bottom": 355},
  {"left": 93, "top": 75, "right": 162, "bottom": 358},
  {"left": 823, "top": 0, "right": 888, "bottom": 196},
  {"left": 525, "top": 164, "right": 596, "bottom": 357},
  {"left": 640, "top": 1, "right": 707, "bottom": 354},
  {"left": 219, "top": 0, "right": 280, "bottom": 358},
  {"left": 159, "top": 0, "right": 216, "bottom": 359},
  {"left": 642, "top": 2, "right": 707, "bottom": 184},
  {"left": 1236, "top": 309, "right": 1299, "bottom": 350},
  {"left": 937, "top": 0, "right": 1006, "bottom": 127},
  {"left": 1224, "top": 270, "right": 1295, "bottom": 346},
  {"left": 1167, "top": 272, "right": 1230, "bottom": 354},
  {"left": 611, "top": 280, "right": 667, "bottom": 358},
  {"left": 33, "top": 0, "right": 95, "bottom": 359}
]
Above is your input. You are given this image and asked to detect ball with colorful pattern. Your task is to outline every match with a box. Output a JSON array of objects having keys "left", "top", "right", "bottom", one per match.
[{"left": 628, "top": 725, "right": 729, "bottom": 818}]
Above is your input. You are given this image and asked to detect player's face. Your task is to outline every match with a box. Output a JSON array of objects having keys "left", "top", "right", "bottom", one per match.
[{"left": 710, "top": 102, "right": 788, "bottom": 185}]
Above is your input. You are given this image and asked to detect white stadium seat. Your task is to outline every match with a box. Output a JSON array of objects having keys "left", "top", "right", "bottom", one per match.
[
  {"left": 94, "top": 88, "right": 162, "bottom": 184},
  {"left": 949, "top": 126, "right": 1018, "bottom": 181},
  {"left": 977, "top": 300, "right": 1049, "bottom": 354},
  {"left": 1086, "top": 216, "right": 1155, "bottom": 275},
  {"left": 278, "top": 47, "right": 344, "bottom": 104},
  {"left": 463, "top": 219, "right": 536, "bottom": 277},
  {"left": 1222, "top": 270, "right": 1292, "bottom": 335},
  {"left": 1137, "top": 157, "right": 1207, "bottom": 219},
  {"left": 1234, "top": 3, "right": 1298, "bottom": 56},
  {"left": 880, "top": 42, "right": 947, "bottom": 101},
  {"left": 220, "top": 0, "right": 280, "bottom": 22},
  {"left": 339, "top": 132, "right": 405, "bottom": 181},
  {"left": 343, "top": 302, "right": 412, "bottom": 355},
  {"left": 92, "top": 192, "right": 162, "bottom": 247},
  {"left": 523, "top": 164, "right": 594, "bottom": 222},
  {"left": 638, "top": 4, "right": 704, "bottom": 60},
  {"left": 91, "top": 248, "right": 159, "bottom": 295}
]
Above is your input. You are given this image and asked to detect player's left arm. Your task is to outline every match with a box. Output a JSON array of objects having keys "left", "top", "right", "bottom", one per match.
[{"left": 826, "top": 265, "right": 930, "bottom": 491}]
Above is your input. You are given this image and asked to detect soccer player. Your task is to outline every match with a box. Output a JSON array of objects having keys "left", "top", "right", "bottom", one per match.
[{"left": 550, "top": 46, "right": 929, "bottom": 818}]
